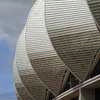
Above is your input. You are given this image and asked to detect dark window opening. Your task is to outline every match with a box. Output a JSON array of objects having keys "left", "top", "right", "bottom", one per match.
[
  {"left": 45, "top": 89, "right": 55, "bottom": 100},
  {"left": 61, "top": 73, "right": 79, "bottom": 93},
  {"left": 95, "top": 88, "right": 100, "bottom": 100},
  {"left": 89, "top": 59, "right": 100, "bottom": 78},
  {"left": 71, "top": 96, "right": 78, "bottom": 100},
  {"left": 48, "top": 92, "right": 55, "bottom": 100}
]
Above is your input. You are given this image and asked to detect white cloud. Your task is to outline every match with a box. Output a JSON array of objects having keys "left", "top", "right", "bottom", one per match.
[
  {"left": 0, "top": 30, "right": 9, "bottom": 40},
  {"left": 0, "top": 0, "right": 32, "bottom": 47}
]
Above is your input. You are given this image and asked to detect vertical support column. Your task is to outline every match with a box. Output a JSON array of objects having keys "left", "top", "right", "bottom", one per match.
[{"left": 79, "top": 88, "right": 95, "bottom": 100}]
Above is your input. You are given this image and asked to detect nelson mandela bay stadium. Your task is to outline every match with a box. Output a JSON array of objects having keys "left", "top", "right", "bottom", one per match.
[{"left": 13, "top": 0, "right": 100, "bottom": 100}]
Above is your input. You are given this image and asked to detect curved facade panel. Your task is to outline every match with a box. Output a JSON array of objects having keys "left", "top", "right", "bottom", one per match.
[
  {"left": 15, "top": 83, "right": 33, "bottom": 100},
  {"left": 88, "top": 0, "right": 100, "bottom": 26},
  {"left": 15, "top": 29, "right": 47, "bottom": 100},
  {"left": 13, "top": 0, "right": 100, "bottom": 100},
  {"left": 13, "top": 58, "right": 34, "bottom": 100},
  {"left": 45, "top": 0, "right": 100, "bottom": 81},
  {"left": 25, "top": 0, "right": 66, "bottom": 95}
]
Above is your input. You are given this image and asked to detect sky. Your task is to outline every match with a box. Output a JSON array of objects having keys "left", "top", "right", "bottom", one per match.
[{"left": 0, "top": 0, "right": 32, "bottom": 100}]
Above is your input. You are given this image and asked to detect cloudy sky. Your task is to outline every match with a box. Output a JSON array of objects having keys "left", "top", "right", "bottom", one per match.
[{"left": 0, "top": 0, "right": 32, "bottom": 99}]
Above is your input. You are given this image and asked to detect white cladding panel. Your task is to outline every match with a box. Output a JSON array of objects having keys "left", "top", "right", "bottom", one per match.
[
  {"left": 45, "top": 0, "right": 100, "bottom": 81},
  {"left": 25, "top": 0, "right": 66, "bottom": 95}
]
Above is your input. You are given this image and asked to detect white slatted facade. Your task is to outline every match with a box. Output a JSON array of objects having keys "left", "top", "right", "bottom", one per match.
[
  {"left": 14, "top": 28, "right": 47, "bottom": 100},
  {"left": 13, "top": 56, "right": 34, "bottom": 100},
  {"left": 13, "top": 0, "right": 100, "bottom": 100},
  {"left": 88, "top": 0, "right": 100, "bottom": 26},
  {"left": 45, "top": 0, "right": 100, "bottom": 81},
  {"left": 25, "top": 0, "right": 66, "bottom": 96}
]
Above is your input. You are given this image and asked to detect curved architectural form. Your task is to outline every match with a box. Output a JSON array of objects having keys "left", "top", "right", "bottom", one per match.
[
  {"left": 45, "top": 0, "right": 100, "bottom": 81},
  {"left": 88, "top": 0, "right": 100, "bottom": 27},
  {"left": 14, "top": 29, "right": 47, "bottom": 100},
  {"left": 25, "top": 0, "right": 66, "bottom": 95},
  {"left": 13, "top": 58, "right": 33, "bottom": 100},
  {"left": 13, "top": 0, "right": 100, "bottom": 100}
]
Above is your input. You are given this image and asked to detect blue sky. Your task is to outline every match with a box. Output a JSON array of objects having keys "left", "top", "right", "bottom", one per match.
[{"left": 0, "top": 0, "right": 32, "bottom": 99}]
